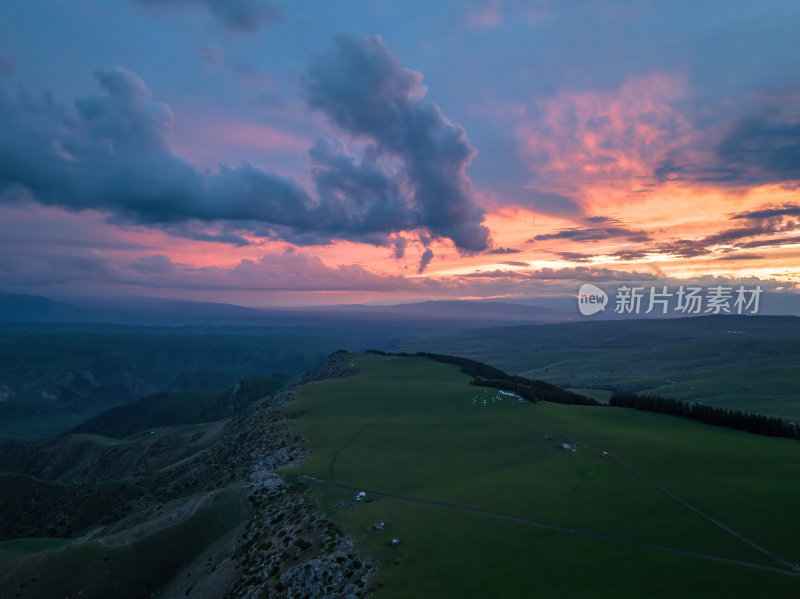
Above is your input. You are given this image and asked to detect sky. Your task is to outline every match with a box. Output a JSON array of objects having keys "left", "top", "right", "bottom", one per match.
[{"left": 1, "top": 0, "right": 799, "bottom": 307}]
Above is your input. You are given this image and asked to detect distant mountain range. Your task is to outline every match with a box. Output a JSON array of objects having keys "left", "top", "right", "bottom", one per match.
[
  {"left": 0, "top": 291, "right": 798, "bottom": 328},
  {"left": 0, "top": 293, "right": 576, "bottom": 328}
]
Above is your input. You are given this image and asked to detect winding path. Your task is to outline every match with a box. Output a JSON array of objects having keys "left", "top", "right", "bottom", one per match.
[
  {"left": 327, "top": 481, "right": 800, "bottom": 577},
  {"left": 325, "top": 418, "right": 800, "bottom": 578},
  {"left": 565, "top": 435, "right": 798, "bottom": 571}
]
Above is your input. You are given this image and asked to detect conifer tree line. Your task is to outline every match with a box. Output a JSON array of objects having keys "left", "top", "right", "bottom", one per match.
[
  {"left": 366, "top": 349, "right": 600, "bottom": 406},
  {"left": 610, "top": 393, "right": 800, "bottom": 440},
  {"left": 364, "top": 350, "right": 797, "bottom": 439},
  {"left": 467, "top": 377, "right": 601, "bottom": 405}
]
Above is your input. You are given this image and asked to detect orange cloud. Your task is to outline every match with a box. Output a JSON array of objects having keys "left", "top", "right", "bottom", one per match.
[{"left": 516, "top": 72, "right": 693, "bottom": 206}]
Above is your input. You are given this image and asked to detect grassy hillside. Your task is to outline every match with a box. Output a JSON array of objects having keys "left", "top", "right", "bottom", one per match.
[
  {"left": 286, "top": 352, "right": 800, "bottom": 598},
  {"left": 0, "top": 486, "right": 249, "bottom": 599},
  {"left": 398, "top": 315, "right": 800, "bottom": 419},
  {"left": 0, "top": 355, "right": 376, "bottom": 598},
  {"left": 66, "top": 375, "right": 285, "bottom": 439}
]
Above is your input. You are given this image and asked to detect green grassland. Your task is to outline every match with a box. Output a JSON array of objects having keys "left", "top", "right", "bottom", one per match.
[
  {"left": 398, "top": 315, "right": 800, "bottom": 419},
  {"left": 286, "top": 352, "right": 800, "bottom": 598},
  {"left": 0, "top": 411, "right": 256, "bottom": 596}
]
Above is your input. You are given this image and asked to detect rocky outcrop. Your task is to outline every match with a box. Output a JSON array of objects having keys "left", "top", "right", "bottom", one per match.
[
  {"left": 290, "top": 351, "right": 357, "bottom": 388},
  {"left": 0, "top": 351, "right": 375, "bottom": 598},
  {"left": 228, "top": 476, "right": 376, "bottom": 599}
]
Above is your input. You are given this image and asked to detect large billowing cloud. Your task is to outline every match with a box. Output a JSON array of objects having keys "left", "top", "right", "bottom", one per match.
[
  {"left": 0, "top": 67, "right": 314, "bottom": 242},
  {"left": 0, "top": 37, "right": 490, "bottom": 253},
  {"left": 131, "top": 0, "right": 282, "bottom": 34},
  {"left": 302, "top": 35, "right": 491, "bottom": 253}
]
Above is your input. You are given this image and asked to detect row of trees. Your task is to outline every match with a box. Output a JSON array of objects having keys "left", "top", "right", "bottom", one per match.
[
  {"left": 367, "top": 349, "right": 601, "bottom": 406},
  {"left": 366, "top": 350, "right": 798, "bottom": 441},
  {"left": 610, "top": 393, "right": 799, "bottom": 440}
]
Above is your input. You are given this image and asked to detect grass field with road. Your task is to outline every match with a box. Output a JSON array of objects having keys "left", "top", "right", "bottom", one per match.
[{"left": 287, "top": 352, "right": 800, "bottom": 598}]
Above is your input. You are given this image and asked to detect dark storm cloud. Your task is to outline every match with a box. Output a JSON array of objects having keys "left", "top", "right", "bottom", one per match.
[
  {"left": 609, "top": 248, "right": 651, "bottom": 261},
  {"left": 655, "top": 100, "right": 800, "bottom": 187},
  {"left": 584, "top": 216, "right": 622, "bottom": 225},
  {"left": 132, "top": 0, "right": 282, "bottom": 34},
  {"left": 653, "top": 154, "right": 686, "bottom": 183},
  {"left": 0, "top": 67, "right": 314, "bottom": 237},
  {"left": 156, "top": 223, "right": 252, "bottom": 247},
  {"left": 0, "top": 40, "right": 490, "bottom": 252},
  {"left": 554, "top": 251, "right": 594, "bottom": 263},
  {"left": 739, "top": 235, "right": 800, "bottom": 250},
  {"left": 665, "top": 218, "right": 799, "bottom": 257},
  {"left": 487, "top": 247, "right": 521, "bottom": 255},
  {"left": 714, "top": 253, "right": 765, "bottom": 261},
  {"left": 711, "top": 114, "right": 800, "bottom": 184},
  {"left": 417, "top": 248, "right": 434, "bottom": 274},
  {"left": 391, "top": 236, "right": 407, "bottom": 259},
  {"left": 302, "top": 35, "right": 490, "bottom": 253},
  {"left": 602, "top": 215, "right": 800, "bottom": 261},
  {"left": 530, "top": 227, "right": 651, "bottom": 243},
  {"left": 548, "top": 208, "right": 800, "bottom": 263},
  {"left": 732, "top": 204, "right": 800, "bottom": 220},
  {"left": 502, "top": 261, "right": 529, "bottom": 267},
  {"left": 309, "top": 138, "right": 415, "bottom": 236}
]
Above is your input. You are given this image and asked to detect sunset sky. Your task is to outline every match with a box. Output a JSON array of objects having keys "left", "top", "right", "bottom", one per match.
[{"left": 1, "top": 0, "right": 799, "bottom": 306}]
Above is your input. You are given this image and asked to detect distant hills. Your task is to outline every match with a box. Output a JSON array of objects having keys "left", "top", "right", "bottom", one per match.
[
  {"left": 1, "top": 291, "right": 797, "bottom": 329},
  {"left": 0, "top": 293, "right": 278, "bottom": 327},
  {"left": 400, "top": 313, "right": 800, "bottom": 419},
  {"left": 0, "top": 293, "right": 88, "bottom": 322},
  {"left": 66, "top": 375, "right": 285, "bottom": 439},
  {"left": 0, "top": 292, "right": 576, "bottom": 328}
]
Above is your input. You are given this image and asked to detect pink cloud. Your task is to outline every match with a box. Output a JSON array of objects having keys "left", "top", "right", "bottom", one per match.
[
  {"left": 516, "top": 73, "right": 694, "bottom": 195},
  {"left": 207, "top": 121, "right": 310, "bottom": 153},
  {"left": 171, "top": 119, "right": 310, "bottom": 167},
  {"left": 0, "top": 245, "right": 437, "bottom": 293}
]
